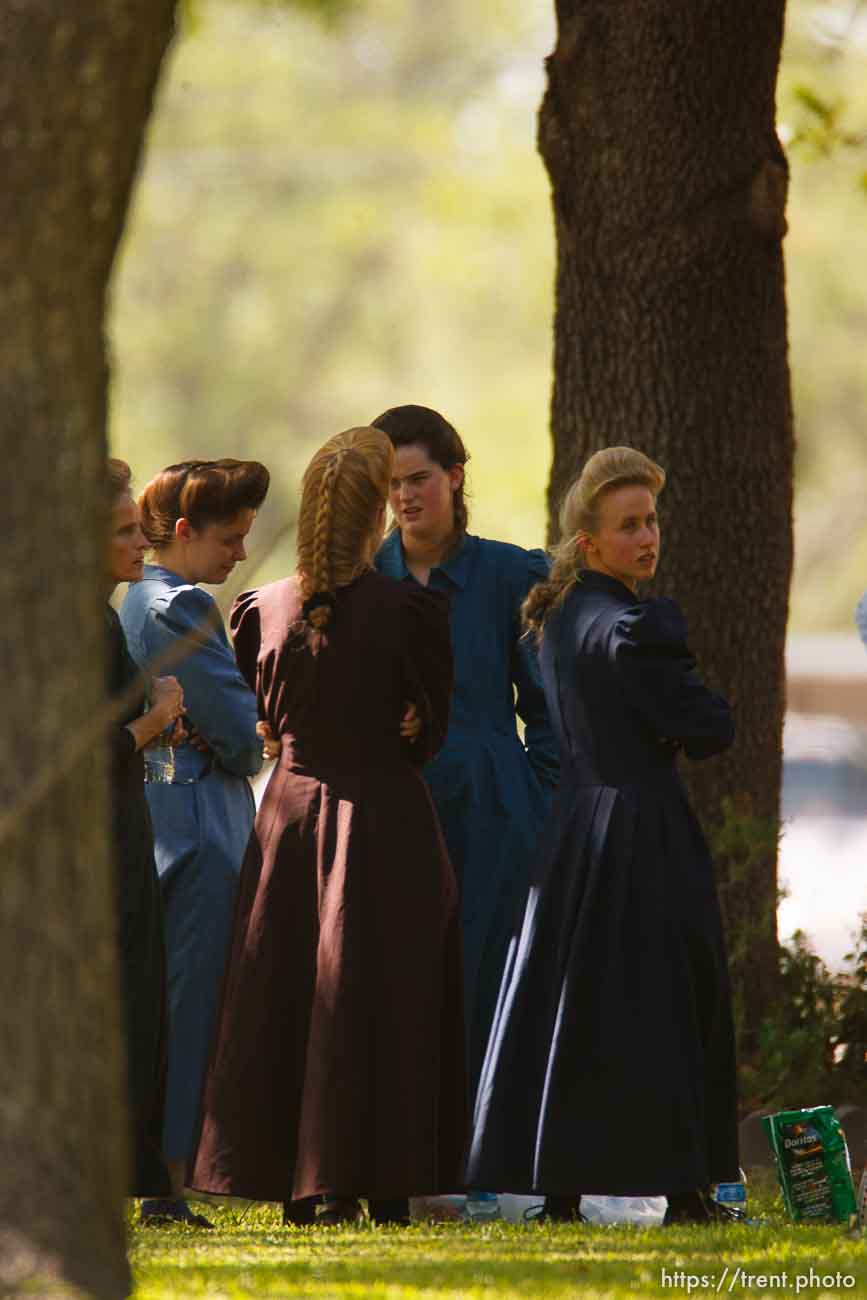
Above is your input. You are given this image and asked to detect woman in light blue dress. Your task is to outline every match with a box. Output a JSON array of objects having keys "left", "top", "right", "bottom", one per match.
[
  {"left": 372, "top": 405, "right": 558, "bottom": 1113},
  {"left": 120, "top": 458, "right": 270, "bottom": 1226}
]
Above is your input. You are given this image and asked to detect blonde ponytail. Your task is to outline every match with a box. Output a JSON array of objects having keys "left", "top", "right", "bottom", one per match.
[{"left": 523, "top": 446, "right": 665, "bottom": 639}]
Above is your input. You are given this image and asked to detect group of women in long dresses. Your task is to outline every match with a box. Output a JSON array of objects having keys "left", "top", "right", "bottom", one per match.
[{"left": 106, "top": 406, "right": 740, "bottom": 1230}]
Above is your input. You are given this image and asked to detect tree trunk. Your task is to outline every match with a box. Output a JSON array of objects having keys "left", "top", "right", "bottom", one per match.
[
  {"left": 0, "top": 4, "right": 176, "bottom": 1296},
  {"left": 539, "top": 0, "right": 793, "bottom": 1062}
]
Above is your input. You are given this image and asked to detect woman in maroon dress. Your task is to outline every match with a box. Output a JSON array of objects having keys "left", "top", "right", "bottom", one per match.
[{"left": 191, "top": 427, "right": 466, "bottom": 1226}]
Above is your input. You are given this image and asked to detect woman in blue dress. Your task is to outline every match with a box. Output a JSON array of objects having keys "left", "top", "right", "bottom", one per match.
[
  {"left": 372, "top": 405, "right": 558, "bottom": 1108},
  {"left": 120, "top": 458, "right": 270, "bottom": 1226},
  {"left": 467, "top": 447, "right": 739, "bottom": 1224}
]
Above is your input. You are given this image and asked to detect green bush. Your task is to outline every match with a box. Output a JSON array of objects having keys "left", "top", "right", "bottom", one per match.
[{"left": 745, "top": 917, "right": 867, "bottom": 1112}]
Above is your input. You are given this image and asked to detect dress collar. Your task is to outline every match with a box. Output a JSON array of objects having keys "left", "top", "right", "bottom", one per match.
[
  {"left": 435, "top": 533, "right": 474, "bottom": 590},
  {"left": 141, "top": 562, "right": 191, "bottom": 586},
  {"left": 577, "top": 569, "right": 642, "bottom": 602},
  {"left": 383, "top": 531, "right": 475, "bottom": 590}
]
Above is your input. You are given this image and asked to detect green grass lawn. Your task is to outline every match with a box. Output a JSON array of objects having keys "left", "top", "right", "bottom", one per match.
[{"left": 130, "top": 1181, "right": 867, "bottom": 1299}]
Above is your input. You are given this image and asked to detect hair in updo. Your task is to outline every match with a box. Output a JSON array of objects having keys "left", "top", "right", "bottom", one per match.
[
  {"left": 138, "top": 459, "right": 270, "bottom": 548},
  {"left": 371, "top": 403, "right": 470, "bottom": 536},
  {"left": 107, "top": 458, "right": 132, "bottom": 506},
  {"left": 523, "top": 446, "right": 666, "bottom": 639},
  {"left": 296, "top": 427, "right": 394, "bottom": 633}
]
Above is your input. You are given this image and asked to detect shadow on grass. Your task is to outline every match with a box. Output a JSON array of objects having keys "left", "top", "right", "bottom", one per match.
[{"left": 130, "top": 1217, "right": 867, "bottom": 1299}]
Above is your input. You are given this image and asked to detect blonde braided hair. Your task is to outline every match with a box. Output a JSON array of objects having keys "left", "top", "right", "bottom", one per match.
[
  {"left": 306, "top": 449, "right": 347, "bottom": 629},
  {"left": 296, "top": 427, "right": 394, "bottom": 633},
  {"left": 523, "top": 446, "right": 665, "bottom": 640}
]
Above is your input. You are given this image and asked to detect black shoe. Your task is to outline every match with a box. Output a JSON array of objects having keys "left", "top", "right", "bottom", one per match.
[
  {"left": 140, "top": 1197, "right": 214, "bottom": 1229},
  {"left": 316, "top": 1197, "right": 363, "bottom": 1226},
  {"left": 663, "top": 1188, "right": 709, "bottom": 1225},
  {"left": 368, "top": 1197, "right": 410, "bottom": 1226},
  {"left": 663, "top": 1187, "right": 745, "bottom": 1226},
  {"left": 525, "top": 1195, "right": 586, "bottom": 1223},
  {"left": 282, "top": 1196, "right": 320, "bottom": 1226}
]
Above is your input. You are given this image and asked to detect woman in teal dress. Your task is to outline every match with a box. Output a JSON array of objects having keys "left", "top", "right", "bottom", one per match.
[
  {"left": 120, "top": 458, "right": 270, "bottom": 1225},
  {"left": 373, "top": 405, "right": 558, "bottom": 1107}
]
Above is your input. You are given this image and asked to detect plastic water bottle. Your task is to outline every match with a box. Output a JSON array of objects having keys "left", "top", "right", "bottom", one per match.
[
  {"left": 144, "top": 730, "right": 175, "bottom": 784},
  {"left": 711, "top": 1170, "right": 748, "bottom": 1221},
  {"left": 465, "top": 1191, "right": 500, "bottom": 1222}
]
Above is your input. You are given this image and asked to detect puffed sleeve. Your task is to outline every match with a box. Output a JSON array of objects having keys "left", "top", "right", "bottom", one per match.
[
  {"left": 511, "top": 548, "right": 559, "bottom": 791},
  {"left": 856, "top": 592, "right": 867, "bottom": 652},
  {"left": 228, "top": 588, "right": 262, "bottom": 695},
  {"left": 146, "top": 585, "right": 263, "bottom": 779},
  {"left": 613, "top": 598, "right": 734, "bottom": 760},
  {"left": 401, "top": 585, "right": 454, "bottom": 765}
]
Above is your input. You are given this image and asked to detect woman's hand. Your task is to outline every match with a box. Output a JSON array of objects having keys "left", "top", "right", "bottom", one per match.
[
  {"left": 257, "top": 720, "right": 281, "bottom": 761},
  {"left": 149, "top": 676, "right": 185, "bottom": 731},
  {"left": 167, "top": 717, "right": 187, "bottom": 746},
  {"left": 126, "top": 676, "right": 185, "bottom": 751},
  {"left": 184, "top": 724, "right": 212, "bottom": 754},
  {"left": 400, "top": 702, "right": 422, "bottom": 743}
]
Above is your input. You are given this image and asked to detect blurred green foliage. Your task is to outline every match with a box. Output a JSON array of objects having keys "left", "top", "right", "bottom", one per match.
[
  {"left": 743, "top": 918, "right": 867, "bottom": 1111},
  {"left": 180, "top": 0, "right": 357, "bottom": 35},
  {"left": 110, "top": 0, "right": 867, "bottom": 627},
  {"left": 781, "top": 0, "right": 867, "bottom": 630}
]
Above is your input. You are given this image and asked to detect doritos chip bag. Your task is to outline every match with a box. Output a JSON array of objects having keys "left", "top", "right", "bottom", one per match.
[{"left": 763, "top": 1105, "right": 857, "bottom": 1224}]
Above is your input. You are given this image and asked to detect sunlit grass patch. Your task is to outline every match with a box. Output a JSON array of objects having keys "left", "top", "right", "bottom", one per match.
[{"left": 129, "top": 1185, "right": 867, "bottom": 1299}]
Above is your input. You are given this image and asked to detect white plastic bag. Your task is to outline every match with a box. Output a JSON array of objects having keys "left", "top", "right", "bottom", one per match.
[
  {"left": 498, "top": 1192, "right": 666, "bottom": 1226},
  {"left": 581, "top": 1194, "right": 667, "bottom": 1226},
  {"left": 498, "top": 1193, "right": 542, "bottom": 1222}
]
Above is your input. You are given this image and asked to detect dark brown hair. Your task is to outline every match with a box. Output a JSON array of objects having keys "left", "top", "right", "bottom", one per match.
[
  {"left": 138, "top": 459, "right": 270, "bottom": 548},
  {"left": 107, "top": 458, "right": 132, "bottom": 505},
  {"left": 371, "top": 404, "right": 470, "bottom": 534}
]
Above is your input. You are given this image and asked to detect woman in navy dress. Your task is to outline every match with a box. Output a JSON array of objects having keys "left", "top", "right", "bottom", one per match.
[
  {"left": 191, "top": 428, "right": 466, "bottom": 1226},
  {"left": 466, "top": 447, "right": 740, "bottom": 1224},
  {"left": 105, "top": 459, "right": 183, "bottom": 1199},
  {"left": 120, "top": 459, "right": 270, "bottom": 1225},
  {"left": 373, "top": 405, "right": 558, "bottom": 1110}
]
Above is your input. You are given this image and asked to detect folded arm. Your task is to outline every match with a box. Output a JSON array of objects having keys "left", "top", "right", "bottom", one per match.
[
  {"left": 146, "top": 586, "right": 262, "bottom": 778},
  {"left": 614, "top": 598, "right": 735, "bottom": 760}
]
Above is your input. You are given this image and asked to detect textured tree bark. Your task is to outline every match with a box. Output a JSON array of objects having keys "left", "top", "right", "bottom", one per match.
[
  {"left": 539, "top": 0, "right": 793, "bottom": 1060},
  {"left": 0, "top": 4, "right": 176, "bottom": 1295}
]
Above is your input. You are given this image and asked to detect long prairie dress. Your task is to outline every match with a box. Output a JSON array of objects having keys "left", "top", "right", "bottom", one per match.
[
  {"left": 106, "top": 605, "right": 170, "bottom": 1196},
  {"left": 191, "top": 569, "right": 467, "bottom": 1202},
  {"left": 466, "top": 571, "right": 740, "bottom": 1196},
  {"left": 375, "top": 531, "right": 558, "bottom": 1105},
  {"left": 120, "top": 564, "right": 262, "bottom": 1163}
]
